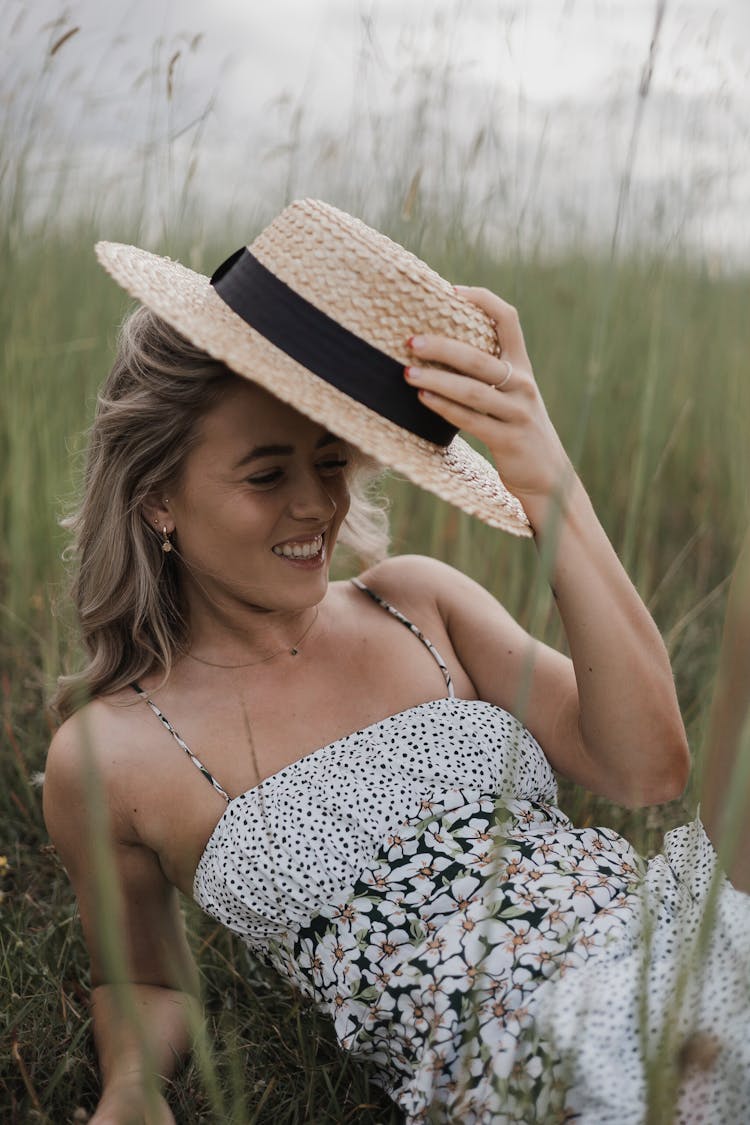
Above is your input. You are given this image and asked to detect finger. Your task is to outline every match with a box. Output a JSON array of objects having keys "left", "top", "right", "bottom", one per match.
[
  {"left": 405, "top": 365, "right": 518, "bottom": 418},
  {"left": 408, "top": 335, "right": 515, "bottom": 388},
  {"left": 453, "top": 286, "right": 529, "bottom": 362},
  {"left": 416, "top": 387, "right": 511, "bottom": 444}
]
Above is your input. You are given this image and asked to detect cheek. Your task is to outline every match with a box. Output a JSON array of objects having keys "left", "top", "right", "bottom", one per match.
[{"left": 176, "top": 492, "right": 270, "bottom": 557}]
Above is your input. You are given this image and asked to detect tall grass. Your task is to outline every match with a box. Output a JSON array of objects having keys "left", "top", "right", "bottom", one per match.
[{"left": 2, "top": 4, "right": 749, "bottom": 1121}]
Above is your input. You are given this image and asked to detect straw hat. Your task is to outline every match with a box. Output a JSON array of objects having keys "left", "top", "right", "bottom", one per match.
[{"left": 95, "top": 198, "right": 531, "bottom": 535}]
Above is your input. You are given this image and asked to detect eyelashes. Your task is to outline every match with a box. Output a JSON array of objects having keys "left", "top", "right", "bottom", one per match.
[
  {"left": 246, "top": 459, "right": 349, "bottom": 488},
  {"left": 246, "top": 471, "right": 283, "bottom": 486},
  {"left": 318, "top": 458, "right": 349, "bottom": 472}
]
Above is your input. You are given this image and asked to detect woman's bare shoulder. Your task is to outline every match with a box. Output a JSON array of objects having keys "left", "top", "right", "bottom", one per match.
[
  {"left": 357, "top": 553, "right": 461, "bottom": 600},
  {"left": 356, "top": 553, "right": 484, "bottom": 618},
  {"left": 45, "top": 689, "right": 156, "bottom": 800}
]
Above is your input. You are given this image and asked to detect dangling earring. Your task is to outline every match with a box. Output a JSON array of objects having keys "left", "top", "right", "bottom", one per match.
[{"left": 161, "top": 526, "right": 173, "bottom": 553}]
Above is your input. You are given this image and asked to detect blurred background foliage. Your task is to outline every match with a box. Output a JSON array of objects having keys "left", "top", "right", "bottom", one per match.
[{"left": 1, "top": 1, "right": 749, "bottom": 1120}]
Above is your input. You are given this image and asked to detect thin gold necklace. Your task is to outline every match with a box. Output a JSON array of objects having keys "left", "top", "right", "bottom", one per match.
[{"left": 185, "top": 607, "right": 319, "bottom": 669}]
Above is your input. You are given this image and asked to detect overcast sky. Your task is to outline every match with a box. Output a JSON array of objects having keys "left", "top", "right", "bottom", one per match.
[{"left": 4, "top": 0, "right": 748, "bottom": 265}]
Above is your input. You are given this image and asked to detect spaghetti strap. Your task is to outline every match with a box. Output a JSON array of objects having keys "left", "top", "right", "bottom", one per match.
[
  {"left": 131, "top": 683, "right": 231, "bottom": 803},
  {"left": 351, "top": 578, "right": 455, "bottom": 698}
]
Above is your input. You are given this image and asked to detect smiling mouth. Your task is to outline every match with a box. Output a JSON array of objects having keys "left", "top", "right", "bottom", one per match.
[{"left": 272, "top": 533, "right": 324, "bottom": 560}]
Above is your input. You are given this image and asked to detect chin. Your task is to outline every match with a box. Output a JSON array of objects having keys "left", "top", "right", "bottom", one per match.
[{"left": 255, "top": 565, "right": 331, "bottom": 612}]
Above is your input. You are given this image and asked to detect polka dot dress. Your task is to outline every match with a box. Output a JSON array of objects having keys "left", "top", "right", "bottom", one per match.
[{"left": 138, "top": 583, "right": 750, "bottom": 1123}]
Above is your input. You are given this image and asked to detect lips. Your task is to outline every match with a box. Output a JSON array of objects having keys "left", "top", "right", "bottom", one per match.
[{"left": 272, "top": 532, "right": 324, "bottom": 560}]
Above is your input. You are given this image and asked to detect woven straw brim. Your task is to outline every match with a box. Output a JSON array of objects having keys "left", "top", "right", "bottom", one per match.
[{"left": 95, "top": 227, "right": 531, "bottom": 535}]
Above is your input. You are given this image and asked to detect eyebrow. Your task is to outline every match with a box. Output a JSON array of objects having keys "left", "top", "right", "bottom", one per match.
[{"left": 233, "top": 431, "right": 340, "bottom": 469}]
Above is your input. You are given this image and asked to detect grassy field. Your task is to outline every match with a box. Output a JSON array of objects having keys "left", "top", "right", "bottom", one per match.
[
  {"left": 2, "top": 209, "right": 749, "bottom": 1122},
  {"left": 2, "top": 8, "right": 750, "bottom": 1119}
]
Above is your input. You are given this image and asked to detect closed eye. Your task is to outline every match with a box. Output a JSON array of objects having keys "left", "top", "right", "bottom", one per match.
[
  {"left": 246, "top": 469, "right": 283, "bottom": 487},
  {"left": 317, "top": 458, "right": 348, "bottom": 473},
  {"left": 246, "top": 459, "right": 348, "bottom": 489}
]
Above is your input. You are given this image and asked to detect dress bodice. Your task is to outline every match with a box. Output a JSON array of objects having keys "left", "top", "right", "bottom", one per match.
[{"left": 193, "top": 698, "right": 558, "bottom": 948}]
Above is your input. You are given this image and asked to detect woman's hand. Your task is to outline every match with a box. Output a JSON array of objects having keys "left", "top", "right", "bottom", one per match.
[
  {"left": 405, "top": 285, "right": 572, "bottom": 515},
  {"left": 89, "top": 1078, "right": 176, "bottom": 1125}
]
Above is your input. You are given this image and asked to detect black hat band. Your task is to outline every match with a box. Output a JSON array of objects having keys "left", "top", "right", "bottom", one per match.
[{"left": 210, "top": 247, "right": 458, "bottom": 447}]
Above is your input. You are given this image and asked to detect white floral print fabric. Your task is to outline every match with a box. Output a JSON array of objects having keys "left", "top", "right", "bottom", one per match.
[
  {"left": 191, "top": 697, "right": 750, "bottom": 1122},
  {"left": 268, "top": 787, "right": 647, "bottom": 1122}
]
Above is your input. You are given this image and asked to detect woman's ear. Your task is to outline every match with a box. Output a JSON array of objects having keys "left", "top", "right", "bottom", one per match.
[{"left": 142, "top": 494, "right": 174, "bottom": 534}]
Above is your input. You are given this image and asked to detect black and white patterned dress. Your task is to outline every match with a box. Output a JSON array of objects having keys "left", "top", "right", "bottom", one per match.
[{"left": 134, "top": 580, "right": 750, "bottom": 1124}]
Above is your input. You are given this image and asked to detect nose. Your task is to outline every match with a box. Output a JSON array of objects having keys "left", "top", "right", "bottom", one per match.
[{"left": 287, "top": 468, "right": 338, "bottom": 522}]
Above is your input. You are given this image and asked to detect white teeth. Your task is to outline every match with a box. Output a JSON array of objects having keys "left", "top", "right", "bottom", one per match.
[{"left": 273, "top": 534, "right": 324, "bottom": 559}]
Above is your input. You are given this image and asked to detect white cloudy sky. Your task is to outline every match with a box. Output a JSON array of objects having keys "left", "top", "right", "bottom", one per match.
[{"left": 3, "top": 0, "right": 748, "bottom": 264}]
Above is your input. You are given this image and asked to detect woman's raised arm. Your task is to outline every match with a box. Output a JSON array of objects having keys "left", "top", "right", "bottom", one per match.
[
  {"left": 403, "top": 287, "right": 690, "bottom": 807},
  {"left": 43, "top": 713, "right": 199, "bottom": 1123}
]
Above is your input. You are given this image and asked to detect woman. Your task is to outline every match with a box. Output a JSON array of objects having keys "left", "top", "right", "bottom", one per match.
[{"left": 44, "top": 200, "right": 749, "bottom": 1123}]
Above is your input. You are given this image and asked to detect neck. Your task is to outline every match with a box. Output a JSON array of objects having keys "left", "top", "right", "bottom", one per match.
[{"left": 183, "top": 584, "right": 323, "bottom": 668}]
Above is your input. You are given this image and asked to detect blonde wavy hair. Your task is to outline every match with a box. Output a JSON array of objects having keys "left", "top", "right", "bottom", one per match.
[{"left": 52, "top": 306, "right": 390, "bottom": 721}]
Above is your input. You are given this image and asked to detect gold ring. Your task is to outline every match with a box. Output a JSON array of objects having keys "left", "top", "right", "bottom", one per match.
[{"left": 491, "top": 359, "right": 513, "bottom": 391}]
